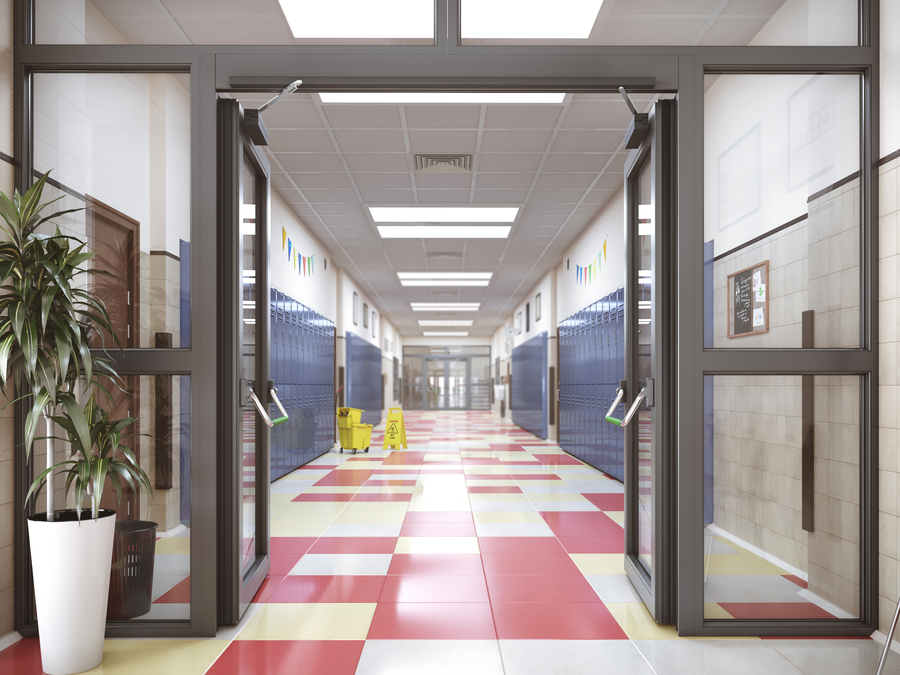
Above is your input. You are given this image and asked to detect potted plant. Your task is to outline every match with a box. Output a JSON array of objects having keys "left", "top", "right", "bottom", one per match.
[{"left": 0, "top": 172, "right": 150, "bottom": 675}]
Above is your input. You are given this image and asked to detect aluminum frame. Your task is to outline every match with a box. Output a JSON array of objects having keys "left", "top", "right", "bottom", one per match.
[{"left": 11, "top": 0, "right": 880, "bottom": 639}]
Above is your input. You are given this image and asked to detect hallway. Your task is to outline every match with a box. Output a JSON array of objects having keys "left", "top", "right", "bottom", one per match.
[{"left": 0, "top": 411, "right": 895, "bottom": 675}]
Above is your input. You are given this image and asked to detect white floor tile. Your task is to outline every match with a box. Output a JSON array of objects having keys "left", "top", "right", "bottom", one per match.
[
  {"left": 499, "top": 640, "right": 655, "bottom": 675},
  {"left": 356, "top": 640, "right": 505, "bottom": 675}
]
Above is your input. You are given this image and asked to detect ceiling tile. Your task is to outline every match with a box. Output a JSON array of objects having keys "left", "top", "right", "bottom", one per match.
[
  {"left": 592, "top": 173, "right": 624, "bottom": 191},
  {"left": 551, "top": 130, "right": 625, "bottom": 153},
  {"left": 535, "top": 173, "right": 598, "bottom": 190},
  {"left": 541, "top": 153, "right": 613, "bottom": 172},
  {"left": 480, "top": 130, "right": 553, "bottom": 153},
  {"left": 562, "top": 102, "right": 632, "bottom": 129},
  {"left": 415, "top": 190, "right": 472, "bottom": 203},
  {"left": 524, "top": 203, "right": 577, "bottom": 216},
  {"left": 311, "top": 203, "right": 367, "bottom": 216},
  {"left": 292, "top": 173, "right": 354, "bottom": 189},
  {"left": 358, "top": 189, "right": 416, "bottom": 203},
  {"left": 476, "top": 153, "right": 544, "bottom": 172},
  {"left": 261, "top": 103, "right": 325, "bottom": 129},
  {"left": 596, "top": 18, "right": 707, "bottom": 45},
  {"left": 344, "top": 153, "right": 411, "bottom": 172},
  {"left": 529, "top": 190, "right": 585, "bottom": 204},
  {"left": 299, "top": 188, "right": 360, "bottom": 204},
  {"left": 322, "top": 105, "right": 403, "bottom": 129},
  {"left": 483, "top": 106, "right": 564, "bottom": 129},
  {"left": 276, "top": 153, "right": 345, "bottom": 172},
  {"left": 414, "top": 173, "right": 473, "bottom": 189},
  {"left": 407, "top": 130, "right": 478, "bottom": 154},
  {"left": 474, "top": 173, "right": 535, "bottom": 189},
  {"left": 404, "top": 106, "right": 482, "bottom": 129},
  {"left": 473, "top": 190, "right": 529, "bottom": 203},
  {"left": 332, "top": 130, "right": 406, "bottom": 153},
  {"left": 583, "top": 189, "right": 620, "bottom": 204},
  {"left": 353, "top": 173, "right": 414, "bottom": 189},
  {"left": 267, "top": 130, "right": 335, "bottom": 152}
]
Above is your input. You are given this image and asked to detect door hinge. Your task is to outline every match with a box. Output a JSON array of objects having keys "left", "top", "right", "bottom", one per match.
[
  {"left": 127, "top": 325, "right": 131, "bottom": 339},
  {"left": 644, "top": 378, "right": 656, "bottom": 408},
  {"left": 127, "top": 290, "right": 131, "bottom": 305}
]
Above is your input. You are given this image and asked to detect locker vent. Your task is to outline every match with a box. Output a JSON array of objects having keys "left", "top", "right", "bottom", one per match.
[{"left": 414, "top": 154, "right": 473, "bottom": 173}]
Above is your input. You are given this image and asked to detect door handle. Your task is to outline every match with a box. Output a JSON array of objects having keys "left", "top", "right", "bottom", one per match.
[
  {"left": 606, "top": 386, "right": 646, "bottom": 427},
  {"left": 247, "top": 386, "right": 289, "bottom": 427}
]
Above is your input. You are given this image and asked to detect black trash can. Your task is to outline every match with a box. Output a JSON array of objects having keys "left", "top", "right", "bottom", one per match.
[{"left": 107, "top": 520, "right": 158, "bottom": 620}]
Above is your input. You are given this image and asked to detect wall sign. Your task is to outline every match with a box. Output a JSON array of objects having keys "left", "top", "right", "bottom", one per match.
[{"left": 728, "top": 260, "right": 769, "bottom": 338}]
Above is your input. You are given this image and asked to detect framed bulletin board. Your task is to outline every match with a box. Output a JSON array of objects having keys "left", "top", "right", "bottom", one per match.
[{"left": 727, "top": 260, "right": 769, "bottom": 338}]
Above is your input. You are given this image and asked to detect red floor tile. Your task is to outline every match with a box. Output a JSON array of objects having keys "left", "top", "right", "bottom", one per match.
[
  {"left": 399, "top": 521, "right": 477, "bottom": 537},
  {"left": 267, "top": 575, "right": 385, "bottom": 603},
  {"left": 367, "top": 602, "right": 497, "bottom": 639},
  {"left": 0, "top": 639, "right": 42, "bottom": 675},
  {"left": 292, "top": 492, "right": 355, "bottom": 502},
  {"left": 252, "top": 575, "right": 285, "bottom": 603},
  {"left": 270, "top": 537, "right": 318, "bottom": 555},
  {"left": 540, "top": 511, "right": 615, "bottom": 525},
  {"left": 481, "top": 553, "right": 582, "bottom": 576},
  {"left": 478, "top": 537, "right": 567, "bottom": 554},
  {"left": 719, "top": 602, "right": 835, "bottom": 620},
  {"left": 388, "top": 554, "right": 485, "bottom": 576},
  {"left": 314, "top": 470, "right": 376, "bottom": 487},
  {"left": 783, "top": 575, "right": 809, "bottom": 589},
  {"left": 492, "top": 602, "right": 628, "bottom": 639},
  {"left": 584, "top": 493, "right": 625, "bottom": 511},
  {"left": 468, "top": 486, "right": 523, "bottom": 493},
  {"left": 464, "top": 474, "right": 515, "bottom": 481},
  {"left": 547, "top": 521, "right": 624, "bottom": 538},
  {"left": 490, "top": 444, "right": 526, "bottom": 451},
  {"left": 531, "top": 454, "right": 584, "bottom": 466},
  {"left": 364, "top": 479, "right": 419, "bottom": 487},
  {"left": 308, "top": 537, "right": 398, "bottom": 554},
  {"left": 486, "top": 574, "right": 599, "bottom": 603},
  {"left": 382, "top": 452, "right": 428, "bottom": 465},
  {"left": 207, "top": 640, "right": 364, "bottom": 675},
  {"left": 155, "top": 577, "right": 190, "bottom": 603},
  {"left": 403, "top": 511, "right": 474, "bottom": 523},
  {"left": 380, "top": 574, "right": 489, "bottom": 603},
  {"left": 461, "top": 458, "right": 503, "bottom": 465},
  {"left": 373, "top": 468, "right": 422, "bottom": 475},
  {"left": 351, "top": 492, "right": 413, "bottom": 502},
  {"left": 556, "top": 536, "right": 624, "bottom": 554},
  {"left": 509, "top": 474, "right": 562, "bottom": 480},
  {"left": 269, "top": 553, "right": 306, "bottom": 575}
]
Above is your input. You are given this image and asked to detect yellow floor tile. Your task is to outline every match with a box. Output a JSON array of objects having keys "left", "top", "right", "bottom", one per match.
[
  {"left": 91, "top": 640, "right": 227, "bottom": 675},
  {"left": 302, "top": 486, "right": 361, "bottom": 494},
  {"left": 570, "top": 553, "right": 625, "bottom": 575},
  {"left": 333, "top": 503, "right": 408, "bottom": 523},
  {"left": 473, "top": 511, "right": 544, "bottom": 524},
  {"left": 406, "top": 500, "right": 473, "bottom": 512},
  {"left": 464, "top": 480, "right": 519, "bottom": 487},
  {"left": 269, "top": 494, "right": 296, "bottom": 513},
  {"left": 358, "top": 485, "right": 416, "bottom": 494},
  {"left": 155, "top": 538, "right": 190, "bottom": 555},
  {"left": 606, "top": 602, "right": 679, "bottom": 640},
  {"left": 272, "top": 502, "right": 347, "bottom": 522},
  {"left": 704, "top": 602, "right": 736, "bottom": 619},
  {"left": 394, "top": 536, "right": 480, "bottom": 554},
  {"left": 604, "top": 511, "right": 625, "bottom": 524},
  {"left": 270, "top": 520, "right": 330, "bottom": 537},
  {"left": 704, "top": 552, "right": 789, "bottom": 576},
  {"left": 468, "top": 493, "right": 530, "bottom": 502},
  {"left": 463, "top": 466, "right": 510, "bottom": 475},
  {"left": 237, "top": 603, "right": 376, "bottom": 640}
]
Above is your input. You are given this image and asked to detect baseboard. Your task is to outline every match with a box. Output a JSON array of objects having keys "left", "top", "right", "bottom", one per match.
[
  {"left": 705, "top": 523, "right": 808, "bottom": 581},
  {"left": 871, "top": 630, "right": 900, "bottom": 655},
  {"left": 0, "top": 631, "right": 22, "bottom": 652},
  {"left": 158, "top": 523, "right": 187, "bottom": 538}
]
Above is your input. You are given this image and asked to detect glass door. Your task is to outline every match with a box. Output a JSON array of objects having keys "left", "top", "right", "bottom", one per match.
[
  {"left": 218, "top": 98, "right": 273, "bottom": 624},
  {"left": 620, "top": 99, "right": 677, "bottom": 623},
  {"left": 424, "top": 357, "right": 471, "bottom": 410}
]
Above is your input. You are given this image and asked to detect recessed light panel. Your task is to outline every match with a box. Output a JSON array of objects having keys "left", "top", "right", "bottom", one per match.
[
  {"left": 370, "top": 207, "right": 518, "bottom": 223},
  {"left": 418, "top": 320, "right": 474, "bottom": 326},
  {"left": 461, "top": 0, "right": 604, "bottom": 40},
  {"left": 423, "top": 331, "right": 471, "bottom": 337},
  {"left": 320, "top": 93, "right": 566, "bottom": 104},
  {"left": 398, "top": 272, "right": 493, "bottom": 280},
  {"left": 378, "top": 226, "right": 511, "bottom": 239},
  {"left": 411, "top": 303, "right": 480, "bottom": 312},
  {"left": 279, "top": 0, "right": 433, "bottom": 39},
  {"left": 401, "top": 280, "right": 490, "bottom": 287}
]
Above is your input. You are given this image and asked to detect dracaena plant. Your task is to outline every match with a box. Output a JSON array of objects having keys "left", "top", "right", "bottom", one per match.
[{"left": 0, "top": 171, "right": 148, "bottom": 520}]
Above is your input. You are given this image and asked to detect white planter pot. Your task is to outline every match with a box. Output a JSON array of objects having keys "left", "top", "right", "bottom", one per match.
[{"left": 27, "top": 509, "right": 116, "bottom": 675}]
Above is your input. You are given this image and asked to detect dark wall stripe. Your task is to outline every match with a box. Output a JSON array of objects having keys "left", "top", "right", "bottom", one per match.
[{"left": 712, "top": 214, "right": 808, "bottom": 263}]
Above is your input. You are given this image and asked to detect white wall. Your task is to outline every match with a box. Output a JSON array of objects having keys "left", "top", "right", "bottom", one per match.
[
  {"left": 338, "top": 270, "right": 384, "bottom": 348},
  {"left": 269, "top": 190, "right": 336, "bottom": 322},
  {"left": 557, "top": 189, "right": 626, "bottom": 322},
  {"left": 380, "top": 316, "right": 402, "bottom": 413}
]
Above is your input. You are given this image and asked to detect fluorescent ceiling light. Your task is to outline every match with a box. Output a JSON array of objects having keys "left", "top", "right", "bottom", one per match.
[
  {"left": 461, "top": 0, "right": 604, "bottom": 40},
  {"left": 370, "top": 207, "right": 518, "bottom": 223},
  {"left": 401, "top": 280, "right": 490, "bottom": 287},
  {"left": 279, "top": 0, "right": 433, "bottom": 39},
  {"left": 418, "top": 320, "right": 474, "bottom": 326},
  {"left": 423, "top": 331, "right": 470, "bottom": 337},
  {"left": 378, "top": 226, "right": 511, "bottom": 239},
  {"left": 411, "top": 303, "right": 480, "bottom": 312},
  {"left": 398, "top": 272, "right": 493, "bottom": 280},
  {"left": 320, "top": 92, "right": 566, "bottom": 104}
]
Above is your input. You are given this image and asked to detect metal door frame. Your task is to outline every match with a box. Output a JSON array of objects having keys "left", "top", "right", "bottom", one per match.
[
  {"left": 423, "top": 355, "right": 471, "bottom": 411},
  {"left": 12, "top": 0, "right": 879, "bottom": 639}
]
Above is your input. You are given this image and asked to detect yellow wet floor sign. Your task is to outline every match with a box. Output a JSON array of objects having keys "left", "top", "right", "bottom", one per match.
[{"left": 383, "top": 407, "right": 408, "bottom": 450}]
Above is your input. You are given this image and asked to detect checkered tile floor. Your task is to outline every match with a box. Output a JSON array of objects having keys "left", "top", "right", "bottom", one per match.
[{"left": 1, "top": 411, "right": 892, "bottom": 675}]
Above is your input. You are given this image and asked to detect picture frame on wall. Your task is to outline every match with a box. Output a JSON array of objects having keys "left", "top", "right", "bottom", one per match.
[
  {"left": 535, "top": 293, "right": 541, "bottom": 322},
  {"left": 363, "top": 303, "right": 369, "bottom": 328},
  {"left": 516, "top": 311, "right": 522, "bottom": 335},
  {"left": 353, "top": 292, "right": 358, "bottom": 325},
  {"left": 371, "top": 311, "right": 376, "bottom": 338}
]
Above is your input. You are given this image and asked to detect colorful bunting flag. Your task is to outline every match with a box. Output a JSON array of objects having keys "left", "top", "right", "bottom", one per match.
[
  {"left": 575, "top": 237, "right": 610, "bottom": 287},
  {"left": 282, "top": 227, "right": 287, "bottom": 250}
]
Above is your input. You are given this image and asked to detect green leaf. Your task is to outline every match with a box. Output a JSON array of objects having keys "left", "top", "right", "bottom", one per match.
[
  {"left": 23, "top": 389, "right": 51, "bottom": 460},
  {"left": 59, "top": 392, "right": 92, "bottom": 460}
]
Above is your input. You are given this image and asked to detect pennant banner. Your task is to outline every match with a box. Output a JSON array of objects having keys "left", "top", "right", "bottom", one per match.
[
  {"left": 575, "top": 237, "right": 609, "bottom": 287},
  {"left": 282, "top": 228, "right": 317, "bottom": 278}
]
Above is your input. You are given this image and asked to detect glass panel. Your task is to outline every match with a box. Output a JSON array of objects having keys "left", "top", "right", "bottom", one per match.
[
  {"left": 470, "top": 355, "right": 491, "bottom": 410},
  {"left": 703, "top": 74, "right": 861, "bottom": 349},
  {"left": 35, "top": 0, "right": 435, "bottom": 45},
  {"left": 636, "top": 158, "right": 653, "bottom": 573},
  {"left": 447, "top": 359, "right": 468, "bottom": 408},
  {"left": 426, "top": 358, "right": 446, "bottom": 409},
  {"left": 461, "top": 0, "right": 859, "bottom": 46},
  {"left": 240, "top": 159, "right": 258, "bottom": 575},
  {"left": 33, "top": 72, "right": 192, "bottom": 348},
  {"left": 29, "top": 375, "right": 192, "bottom": 622},
  {"left": 402, "top": 355, "right": 424, "bottom": 410},
  {"left": 703, "top": 375, "right": 861, "bottom": 621}
]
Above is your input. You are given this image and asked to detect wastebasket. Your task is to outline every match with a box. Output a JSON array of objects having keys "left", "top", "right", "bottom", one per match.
[
  {"left": 107, "top": 520, "right": 158, "bottom": 620},
  {"left": 336, "top": 407, "right": 373, "bottom": 454}
]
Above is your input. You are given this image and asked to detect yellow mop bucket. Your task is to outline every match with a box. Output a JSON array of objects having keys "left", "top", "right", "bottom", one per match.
[{"left": 336, "top": 407, "right": 372, "bottom": 454}]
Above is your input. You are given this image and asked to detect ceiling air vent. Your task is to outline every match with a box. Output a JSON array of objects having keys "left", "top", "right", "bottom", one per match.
[
  {"left": 414, "top": 154, "right": 473, "bottom": 173},
  {"left": 426, "top": 252, "right": 463, "bottom": 259}
]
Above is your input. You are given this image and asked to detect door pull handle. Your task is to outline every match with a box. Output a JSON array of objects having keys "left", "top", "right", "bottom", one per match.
[
  {"left": 606, "top": 386, "right": 646, "bottom": 427},
  {"left": 248, "top": 386, "right": 289, "bottom": 427}
]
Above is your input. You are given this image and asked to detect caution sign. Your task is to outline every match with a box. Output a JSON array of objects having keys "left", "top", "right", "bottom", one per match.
[{"left": 383, "top": 407, "right": 408, "bottom": 450}]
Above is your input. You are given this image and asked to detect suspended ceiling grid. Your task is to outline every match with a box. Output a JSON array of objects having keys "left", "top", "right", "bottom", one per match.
[
  {"left": 82, "top": 0, "right": 790, "bottom": 47},
  {"left": 230, "top": 92, "right": 655, "bottom": 337}
]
